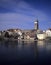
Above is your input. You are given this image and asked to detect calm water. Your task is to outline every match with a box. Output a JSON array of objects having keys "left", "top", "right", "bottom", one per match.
[{"left": 0, "top": 40, "right": 51, "bottom": 65}]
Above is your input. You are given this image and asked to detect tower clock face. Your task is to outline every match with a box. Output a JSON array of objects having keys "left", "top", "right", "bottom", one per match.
[{"left": 34, "top": 22, "right": 37, "bottom": 23}]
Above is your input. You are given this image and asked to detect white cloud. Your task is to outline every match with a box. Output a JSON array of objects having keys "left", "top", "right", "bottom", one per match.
[
  {"left": 0, "top": 0, "right": 48, "bottom": 21},
  {"left": 0, "top": 13, "right": 34, "bottom": 30},
  {"left": 0, "top": 0, "right": 50, "bottom": 30}
]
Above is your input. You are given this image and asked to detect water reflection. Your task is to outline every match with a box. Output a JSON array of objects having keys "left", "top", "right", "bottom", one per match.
[
  {"left": 34, "top": 41, "right": 39, "bottom": 61},
  {"left": 38, "top": 41, "right": 45, "bottom": 46},
  {"left": 0, "top": 40, "right": 51, "bottom": 65},
  {"left": 45, "top": 41, "right": 51, "bottom": 52},
  {"left": 37, "top": 40, "right": 46, "bottom": 50},
  {"left": 0, "top": 40, "right": 18, "bottom": 48},
  {"left": 0, "top": 40, "right": 51, "bottom": 51}
]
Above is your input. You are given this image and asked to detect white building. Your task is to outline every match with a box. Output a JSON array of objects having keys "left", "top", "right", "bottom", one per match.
[
  {"left": 46, "top": 29, "right": 51, "bottom": 37},
  {"left": 37, "top": 33, "right": 46, "bottom": 40},
  {"left": 17, "top": 31, "right": 22, "bottom": 36}
]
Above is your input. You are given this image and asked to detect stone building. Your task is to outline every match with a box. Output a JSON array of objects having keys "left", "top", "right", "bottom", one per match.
[{"left": 34, "top": 19, "right": 39, "bottom": 30}]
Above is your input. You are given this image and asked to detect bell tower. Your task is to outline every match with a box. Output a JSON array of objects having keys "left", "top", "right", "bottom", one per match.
[{"left": 34, "top": 19, "right": 39, "bottom": 30}]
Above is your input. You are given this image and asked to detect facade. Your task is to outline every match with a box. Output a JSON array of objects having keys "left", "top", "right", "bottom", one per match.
[
  {"left": 37, "top": 33, "right": 46, "bottom": 40},
  {"left": 4, "top": 29, "right": 22, "bottom": 39},
  {"left": 46, "top": 29, "right": 51, "bottom": 37}
]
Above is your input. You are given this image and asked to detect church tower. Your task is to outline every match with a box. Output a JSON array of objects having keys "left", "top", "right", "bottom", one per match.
[{"left": 34, "top": 19, "right": 39, "bottom": 30}]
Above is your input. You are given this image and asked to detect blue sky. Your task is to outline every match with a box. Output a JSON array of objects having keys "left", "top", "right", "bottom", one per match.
[{"left": 0, "top": 0, "right": 51, "bottom": 31}]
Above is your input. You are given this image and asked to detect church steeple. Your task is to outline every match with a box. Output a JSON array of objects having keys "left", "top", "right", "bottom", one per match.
[{"left": 34, "top": 19, "right": 39, "bottom": 30}]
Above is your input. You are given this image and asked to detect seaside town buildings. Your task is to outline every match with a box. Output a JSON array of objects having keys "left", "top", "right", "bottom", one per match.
[{"left": 0, "top": 19, "right": 51, "bottom": 40}]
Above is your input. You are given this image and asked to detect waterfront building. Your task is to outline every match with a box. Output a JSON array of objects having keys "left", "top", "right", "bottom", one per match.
[
  {"left": 37, "top": 32, "right": 46, "bottom": 40},
  {"left": 1, "top": 19, "right": 51, "bottom": 40},
  {"left": 46, "top": 29, "right": 51, "bottom": 37}
]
